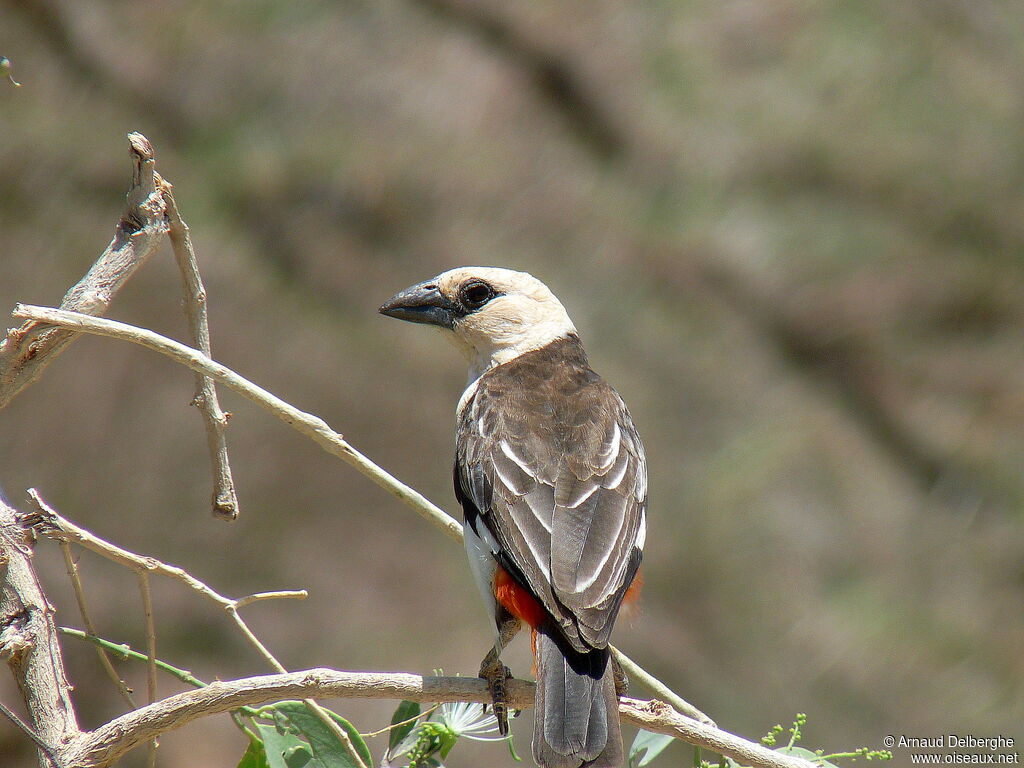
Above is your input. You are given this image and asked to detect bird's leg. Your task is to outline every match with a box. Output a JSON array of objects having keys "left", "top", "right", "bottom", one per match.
[
  {"left": 612, "top": 653, "right": 629, "bottom": 698},
  {"left": 478, "top": 615, "right": 521, "bottom": 735}
]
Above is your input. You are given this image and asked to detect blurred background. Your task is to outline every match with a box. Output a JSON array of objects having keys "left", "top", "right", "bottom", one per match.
[{"left": 1, "top": 1, "right": 1022, "bottom": 766}]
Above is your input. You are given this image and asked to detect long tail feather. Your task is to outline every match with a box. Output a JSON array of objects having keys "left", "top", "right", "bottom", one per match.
[{"left": 532, "top": 630, "right": 623, "bottom": 768}]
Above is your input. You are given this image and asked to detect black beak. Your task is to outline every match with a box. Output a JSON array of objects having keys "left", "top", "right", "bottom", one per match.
[{"left": 379, "top": 280, "right": 462, "bottom": 329}]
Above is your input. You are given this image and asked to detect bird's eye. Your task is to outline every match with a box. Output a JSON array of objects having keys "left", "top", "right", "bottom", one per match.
[{"left": 459, "top": 280, "right": 494, "bottom": 309}]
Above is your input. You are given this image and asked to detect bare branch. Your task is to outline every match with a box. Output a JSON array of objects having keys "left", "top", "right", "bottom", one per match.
[
  {"left": 0, "top": 497, "right": 80, "bottom": 767},
  {"left": 27, "top": 491, "right": 233, "bottom": 604},
  {"left": 61, "top": 669, "right": 815, "bottom": 768},
  {"left": 14, "top": 306, "right": 463, "bottom": 542},
  {"left": 26, "top": 491, "right": 369, "bottom": 768},
  {"left": 11, "top": 306, "right": 710, "bottom": 724},
  {"left": 160, "top": 179, "right": 240, "bottom": 520},
  {"left": 613, "top": 647, "right": 712, "bottom": 726},
  {"left": 0, "top": 134, "right": 168, "bottom": 409},
  {"left": 24, "top": 490, "right": 302, "bottom": 647}
]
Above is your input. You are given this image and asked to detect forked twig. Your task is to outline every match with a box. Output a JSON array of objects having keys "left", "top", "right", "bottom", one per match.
[
  {"left": 160, "top": 180, "right": 239, "bottom": 520},
  {"left": 24, "top": 491, "right": 367, "bottom": 768},
  {"left": 24, "top": 490, "right": 306, "bottom": 650},
  {"left": 0, "top": 133, "right": 238, "bottom": 521}
]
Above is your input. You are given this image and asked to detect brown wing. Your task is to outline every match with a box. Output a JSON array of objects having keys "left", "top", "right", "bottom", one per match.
[{"left": 455, "top": 337, "right": 645, "bottom": 652}]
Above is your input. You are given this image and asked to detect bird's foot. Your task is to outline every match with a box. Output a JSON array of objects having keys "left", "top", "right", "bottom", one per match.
[{"left": 478, "top": 651, "right": 514, "bottom": 735}]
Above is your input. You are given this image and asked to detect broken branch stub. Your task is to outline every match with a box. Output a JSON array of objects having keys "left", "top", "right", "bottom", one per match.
[{"left": 0, "top": 133, "right": 169, "bottom": 409}]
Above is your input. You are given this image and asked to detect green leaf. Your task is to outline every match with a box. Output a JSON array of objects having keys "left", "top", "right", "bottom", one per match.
[
  {"left": 271, "top": 701, "right": 373, "bottom": 768},
  {"left": 256, "top": 722, "right": 312, "bottom": 768},
  {"left": 284, "top": 745, "right": 314, "bottom": 768},
  {"left": 237, "top": 736, "right": 272, "bottom": 768},
  {"left": 437, "top": 728, "right": 459, "bottom": 760},
  {"left": 388, "top": 700, "right": 422, "bottom": 752},
  {"left": 629, "top": 730, "right": 676, "bottom": 767}
]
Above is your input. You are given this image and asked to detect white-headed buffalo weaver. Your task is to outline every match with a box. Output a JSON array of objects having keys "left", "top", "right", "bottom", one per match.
[{"left": 380, "top": 268, "right": 646, "bottom": 768}]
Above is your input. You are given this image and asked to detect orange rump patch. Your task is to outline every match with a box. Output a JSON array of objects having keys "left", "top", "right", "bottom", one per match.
[
  {"left": 494, "top": 566, "right": 546, "bottom": 629},
  {"left": 619, "top": 568, "right": 643, "bottom": 621},
  {"left": 623, "top": 568, "right": 643, "bottom": 604}
]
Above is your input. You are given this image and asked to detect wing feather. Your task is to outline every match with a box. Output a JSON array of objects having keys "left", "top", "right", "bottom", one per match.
[{"left": 455, "top": 340, "right": 646, "bottom": 652}]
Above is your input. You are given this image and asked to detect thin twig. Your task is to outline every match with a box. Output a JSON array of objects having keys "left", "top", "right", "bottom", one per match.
[
  {"left": 360, "top": 703, "right": 438, "bottom": 739},
  {"left": 223, "top": 605, "right": 288, "bottom": 671},
  {"left": 0, "top": 133, "right": 240, "bottom": 519},
  {"left": 614, "top": 647, "right": 712, "bottom": 726},
  {"left": 234, "top": 590, "right": 308, "bottom": 608},
  {"left": 61, "top": 669, "right": 815, "bottom": 768},
  {"left": 60, "top": 628, "right": 207, "bottom": 690},
  {"left": 59, "top": 541, "right": 137, "bottom": 708},
  {"left": 11, "top": 305, "right": 712, "bottom": 724},
  {"left": 25, "top": 490, "right": 303, "bottom": 642},
  {"left": 27, "top": 491, "right": 234, "bottom": 604},
  {"left": 136, "top": 572, "right": 159, "bottom": 768},
  {"left": 13, "top": 305, "right": 462, "bottom": 541},
  {"left": 160, "top": 178, "right": 239, "bottom": 521},
  {"left": 137, "top": 572, "right": 157, "bottom": 706},
  {"left": 59, "top": 628, "right": 263, "bottom": 718}
]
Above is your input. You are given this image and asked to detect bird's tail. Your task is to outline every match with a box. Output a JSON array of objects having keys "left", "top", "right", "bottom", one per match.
[{"left": 532, "top": 627, "right": 623, "bottom": 768}]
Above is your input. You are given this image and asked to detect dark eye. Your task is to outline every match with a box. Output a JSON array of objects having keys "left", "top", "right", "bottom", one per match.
[{"left": 459, "top": 280, "right": 494, "bottom": 309}]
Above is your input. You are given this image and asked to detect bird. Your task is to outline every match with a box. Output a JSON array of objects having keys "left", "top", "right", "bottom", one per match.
[{"left": 380, "top": 267, "right": 646, "bottom": 768}]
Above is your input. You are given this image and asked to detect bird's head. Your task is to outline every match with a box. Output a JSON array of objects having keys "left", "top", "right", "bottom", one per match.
[{"left": 380, "top": 267, "right": 577, "bottom": 378}]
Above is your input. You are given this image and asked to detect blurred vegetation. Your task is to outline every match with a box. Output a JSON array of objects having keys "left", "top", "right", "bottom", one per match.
[{"left": 1, "top": 0, "right": 1022, "bottom": 766}]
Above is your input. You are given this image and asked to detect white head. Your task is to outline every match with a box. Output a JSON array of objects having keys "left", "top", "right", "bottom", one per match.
[{"left": 380, "top": 267, "right": 577, "bottom": 380}]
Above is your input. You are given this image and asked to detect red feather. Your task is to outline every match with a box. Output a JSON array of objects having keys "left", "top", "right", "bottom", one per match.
[{"left": 494, "top": 565, "right": 547, "bottom": 630}]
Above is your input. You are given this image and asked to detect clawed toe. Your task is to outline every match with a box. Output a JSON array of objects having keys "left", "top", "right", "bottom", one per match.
[{"left": 479, "top": 656, "right": 514, "bottom": 735}]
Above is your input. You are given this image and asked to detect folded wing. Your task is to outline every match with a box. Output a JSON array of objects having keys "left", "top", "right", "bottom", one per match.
[{"left": 455, "top": 338, "right": 646, "bottom": 652}]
